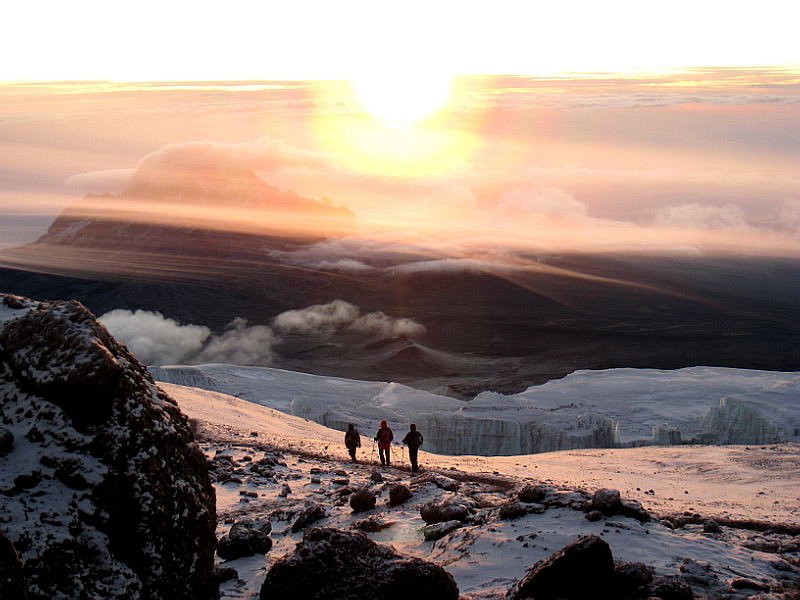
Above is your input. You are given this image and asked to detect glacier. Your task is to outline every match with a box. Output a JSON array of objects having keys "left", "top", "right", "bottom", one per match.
[{"left": 150, "top": 364, "right": 800, "bottom": 456}]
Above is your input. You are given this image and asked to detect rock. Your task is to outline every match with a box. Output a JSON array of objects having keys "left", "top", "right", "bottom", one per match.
[
  {"left": 423, "top": 520, "right": 463, "bottom": 541},
  {"left": 0, "top": 531, "right": 27, "bottom": 599},
  {"left": 678, "top": 559, "right": 717, "bottom": 588},
  {"left": 53, "top": 458, "right": 89, "bottom": 490},
  {"left": 0, "top": 428, "right": 13, "bottom": 457},
  {"left": 349, "top": 488, "right": 377, "bottom": 512},
  {"left": 507, "top": 535, "right": 614, "bottom": 600},
  {"left": 702, "top": 519, "right": 722, "bottom": 534},
  {"left": 648, "top": 576, "right": 695, "bottom": 600},
  {"left": 369, "top": 469, "right": 384, "bottom": 482},
  {"left": 13, "top": 471, "right": 41, "bottom": 491},
  {"left": 589, "top": 488, "right": 622, "bottom": 516},
  {"left": 353, "top": 516, "right": 394, "bottom": 533},
  {"left": 389, "top": 484, "right": 413, "bottom": 507},
  {"left": 259, "top": 528, "right": 458, "bottom": 600},
  {"left": 218, "top": 520, "right": 273, "bottom": 560},
  {"left": 620, "top": 499, "right": 651, "bottom": 523},
  {"left": 278, "top": 483, "right": 292, "bottom": 497},
  {"left": 498, "top": 501, "right": 546, "bottom": 520},
  {"left": 517, "top": 484, "right": 547, "bottom": 503},
  {"left": 412, "top": 472, "right": 460, "bottom": 491},
  {"left": 0, "top": 297, "right": 217, "bottom": 599},
  {"left": 310, "top": 476, "right": 321, "bottom": 484},
  {"left": 420, "top": 498, "right": 469, "bottom": 524},
  {"left": 215, "top": 565, "right": 238, "bottom": 584},
  {"left": 292, "top": 504, "right": 326, "bottom": 533},
  {"left": 543, "top": 490, "right": 591, "bottom": 510},
  {"left": 730, "top": 577, "right": 770, "bottom": 592},
  {"left": 612, "top": 562, "right": 653, "bottom": 597},
  {"left": 586, "top": 510, "right": 603, "bottom": 522}
]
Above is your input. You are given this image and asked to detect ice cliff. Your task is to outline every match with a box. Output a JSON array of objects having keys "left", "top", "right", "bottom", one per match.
[{"left": 152, "top": 363, "right": 800, "bottom": 456}]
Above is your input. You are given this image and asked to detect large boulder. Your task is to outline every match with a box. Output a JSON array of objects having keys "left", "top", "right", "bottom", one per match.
[
  {"left": 0, "top": 295, "right": 217, "bottom": 599},
  {"left": 259, "top": 527, "right": 458, "bottom": 600},
  {"left": 507, "top": 535, "right": 614, "bottom": 600}
]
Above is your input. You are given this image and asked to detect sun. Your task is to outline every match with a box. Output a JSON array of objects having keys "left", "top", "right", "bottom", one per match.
[{"left": 350, "top": 71, "right": 454, "bottom": 125}]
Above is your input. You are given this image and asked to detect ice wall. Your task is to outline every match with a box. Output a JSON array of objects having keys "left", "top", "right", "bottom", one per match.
[
  {"left": 698, "top": 396, "right": 783, "bottom": 444},
  {"left": 412, "top": 411, "right": 618, "bottom": 455},
  {"left": 151, "top": 364, "right": 800, "bottom": 456}
]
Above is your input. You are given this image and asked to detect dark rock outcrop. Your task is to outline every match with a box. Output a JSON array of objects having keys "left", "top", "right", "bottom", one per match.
[
  {"left": 587, "top": 488, "right": 622, "bottom": 516},
  {"left": 648, "top": 576, "right": 695, "bottom": 599},
  {"left": 259, "top": 528, "right": 458, "bottom": 600},
  {"left": 0, "top": 427, "right": 13, "bottom": 457},
  {"left": 498, "top": 501, "right": 545, "bottom": 520},
  {"left": 422, "top": 520, "right": 462, "bottom": 541},
  {"left": 420, "top": 497, "right": 470, "bottom": 524},
  {"left": 0, "top": 295, "right": 217, "bottom": 599},
  {"left": 292, "top": 504, "right": 326, "bottom": 533},
  {"left": 517, "top": 484, "right": 547, "bottom": 503},
  {"left": 388, "top": 484, "right": 413, "bottom": 507},
  {"left": 507, "top": 535, "right": 614, "bottom": 600},
  {"left": 349, "top": 488, "right": 377, "bottom": 512},
  {"left": 217, "top": 520, "right": 273, "bottom": 560},
  {"left": 612, "top": 561, "right": 653, "bottom": 597}
]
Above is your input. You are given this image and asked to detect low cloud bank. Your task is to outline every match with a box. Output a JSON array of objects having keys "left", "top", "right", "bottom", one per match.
[{"left": 99, "top": 300, "right": 424, "bottom": 366}]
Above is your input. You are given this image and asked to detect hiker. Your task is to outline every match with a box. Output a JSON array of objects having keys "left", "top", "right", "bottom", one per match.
[
  {"left": 374, "top": 420, "right": 394, "bottom": 466},
  {"left": 402, "top": 423, "right": 424, "bottom": 472},
  {"left": 344, "top": 423, "right": 361, "bottom": 462}
]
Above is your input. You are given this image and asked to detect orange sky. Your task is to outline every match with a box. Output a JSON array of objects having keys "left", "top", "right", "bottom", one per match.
[{"left": 1, "top": 69, "right": 799, "bottom": 258}]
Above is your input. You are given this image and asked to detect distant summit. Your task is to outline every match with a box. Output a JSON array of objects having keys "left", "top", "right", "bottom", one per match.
[{"left": 126, "top": 148, "right": 352, "bottom": 216}]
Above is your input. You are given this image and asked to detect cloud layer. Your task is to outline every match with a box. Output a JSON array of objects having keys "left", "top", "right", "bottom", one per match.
[{"left": 99, "top": 300, "right": 425, "bottom": 366}]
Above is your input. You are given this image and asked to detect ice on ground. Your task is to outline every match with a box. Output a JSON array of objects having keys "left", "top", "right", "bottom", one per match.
[{"left": 152, "top": 364, "right": 800, "bottom": 455}]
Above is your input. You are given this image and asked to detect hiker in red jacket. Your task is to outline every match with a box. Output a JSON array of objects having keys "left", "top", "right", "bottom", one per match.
[{"left": 374, "top": 420, "right": 394, "bottom": 466}]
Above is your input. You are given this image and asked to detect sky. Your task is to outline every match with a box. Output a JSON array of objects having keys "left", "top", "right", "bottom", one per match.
[
  {"left": 3, "top": 1, "right": 799, "bottom": 80},
  {"left": 1, "top": 2, "right": 799, "bottom": 260}
]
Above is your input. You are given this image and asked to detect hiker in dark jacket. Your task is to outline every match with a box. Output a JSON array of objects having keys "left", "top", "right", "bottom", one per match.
[
  {"left": 374, "top": 420, "right": 394, "bottom": 466},
  {"left": 402, "top": 423, "right": 424, "bottom": 472},
  {"left": 344, "top": 423, "right": 361, "bottom": 462}
]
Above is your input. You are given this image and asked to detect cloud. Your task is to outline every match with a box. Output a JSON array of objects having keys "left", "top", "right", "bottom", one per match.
[
  {"left": 195, "top": 317, "right": 277, "bottom": 365},
  {"left": 655, "top": 203, "right": 749, "bottom": 229},
  {"left": 272, "top": 300, "right": 360, "bottom": 336},
  {"left": 99, "top": 300, "right": 424, "bottom": 366},
  {"left": 350, "top": 312, "right": 426, "bottom": 338},
  {"left": 65, "top": 169, "right": 136, "bottom": 195},
  {"left": 271, "top": 299, "right": 425, "bottom": 338},
  {"left": 99, "top": 309, "right": 211, "bottom": 365},
  {"left": 494, "top": 187, "right": 589, "bottom": 221}
]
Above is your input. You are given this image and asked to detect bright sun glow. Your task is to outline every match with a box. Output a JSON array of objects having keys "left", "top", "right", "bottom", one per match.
[{"left": 351, "top": 72, "right": 454, "bottom": 125}]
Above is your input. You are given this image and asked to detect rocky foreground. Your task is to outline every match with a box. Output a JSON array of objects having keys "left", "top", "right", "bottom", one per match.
[
  {"left": 1, "top": 293, "right": 798, "bottom": 599},
  {"left": 195, "top": 414, "right": 800, "bottom": 600}
]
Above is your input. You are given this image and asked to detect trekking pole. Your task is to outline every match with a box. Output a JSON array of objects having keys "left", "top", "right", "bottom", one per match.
[{"left": 371, "top": 441, "right": 376, "bottom": 463}]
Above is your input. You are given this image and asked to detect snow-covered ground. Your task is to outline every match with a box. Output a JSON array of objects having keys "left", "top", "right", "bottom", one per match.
[
  {"left": 153, "top": 364, "right": 800, "bottom": 455},
  {"left": 165, "top": 382, "right": 800, "bottom": 599}
]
